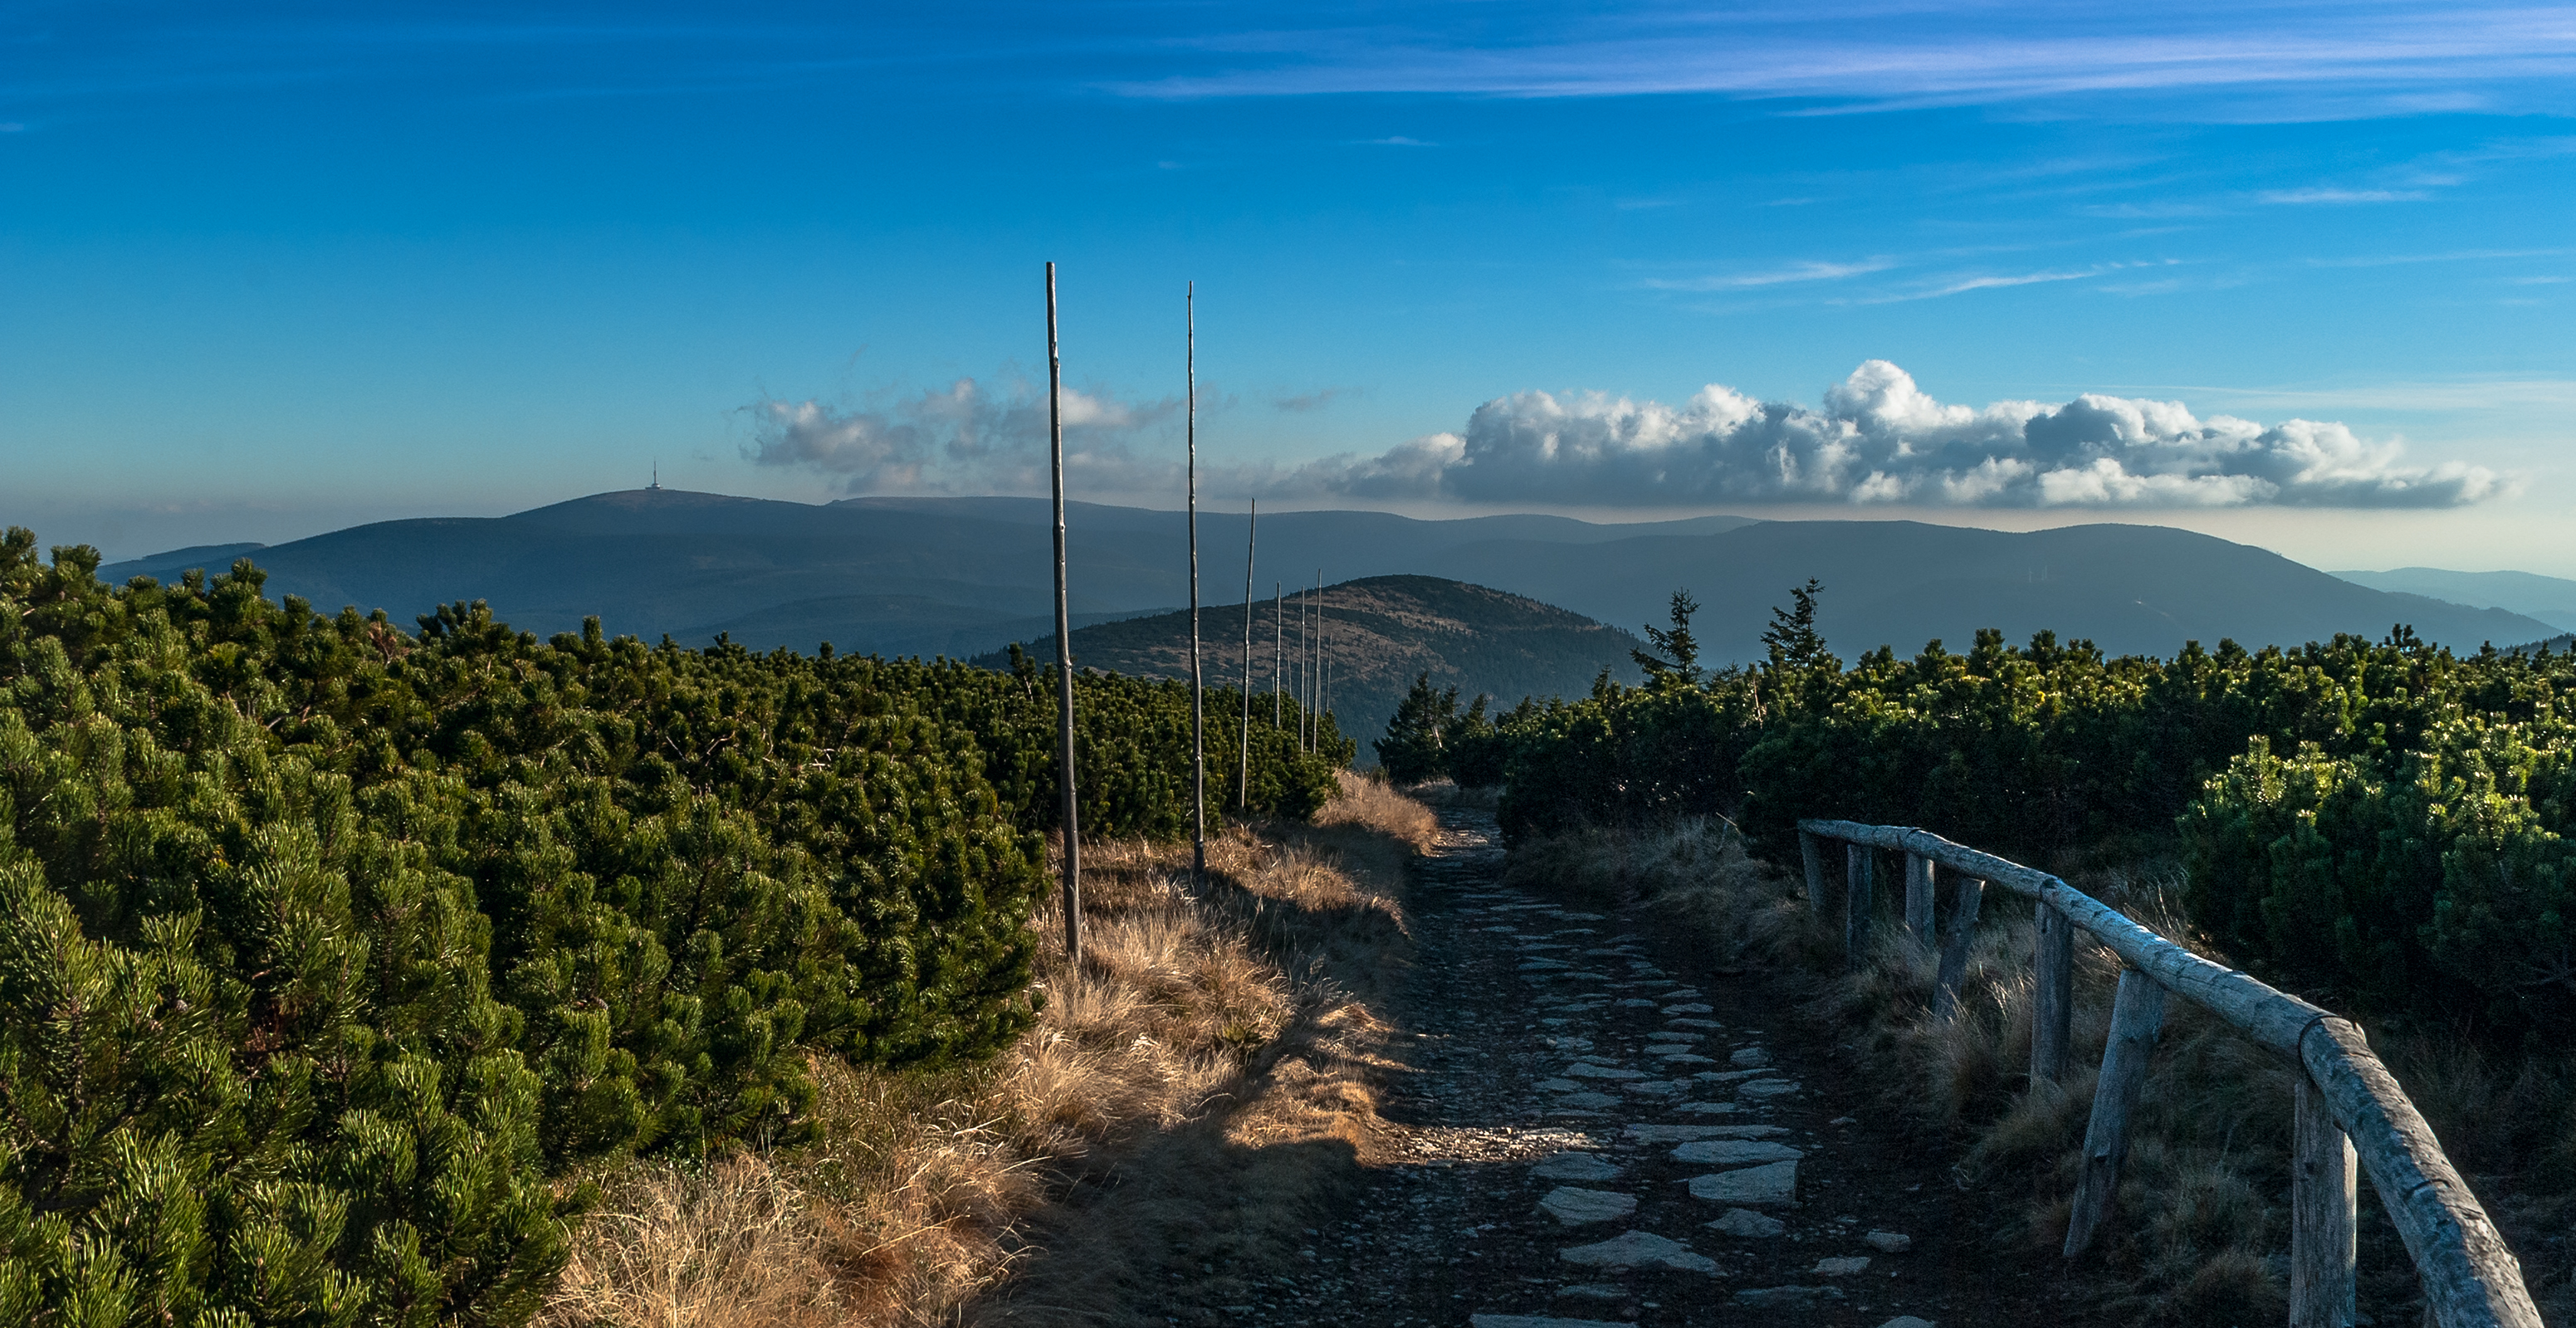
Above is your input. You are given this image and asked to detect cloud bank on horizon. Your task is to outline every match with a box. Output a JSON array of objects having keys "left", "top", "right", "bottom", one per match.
[{"left": 749, "top": 360, "right": 2506, "bottom": 510}]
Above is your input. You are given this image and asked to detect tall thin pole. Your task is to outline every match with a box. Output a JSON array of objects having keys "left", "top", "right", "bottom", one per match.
[
  {"left": 1273, "top": 580, "right": 1284, "bottom": 730},
  {"left": 1046, "top": 263, "right": 1082, "bottom": 966},
  {"left": 1310, "top": 569, "right": 1323, "bottom": 748},
  {"left": 1317, "top": 576, "right": 1331, "bottom": 743},
  {"left": 1297, "top": 580, "right": 1312, "bottom": 750},
  {"left": 1239, "top": 498, "right": 1255, "bottom": 809},
  {"left": 1186, "top": 282, "right": 1205, "bottom": 885}
]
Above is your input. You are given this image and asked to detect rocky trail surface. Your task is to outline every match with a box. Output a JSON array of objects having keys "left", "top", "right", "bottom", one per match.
[{"left": 1210, "top": 801, "right": 2070, "bottom": 1328}]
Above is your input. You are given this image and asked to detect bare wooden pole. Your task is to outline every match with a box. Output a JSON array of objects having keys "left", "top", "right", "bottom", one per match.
[
  {"left": 1317, "top": 579, "right": 1331, "bottom": 740},
  {"left": 1272, "top": 580, "right": 1283, "bottom": 729},
  {"left": 1186, "top": 282, "right": 1205, "bottom": 886},
  {"left": 1239, "top": 499, "right": 1255, "bottom": 809},
  {"left": 1904, "top": 852, "right": 1937, "bottom": 950},
  {"left": 2065, "top": 966, "right": 2167, "bottom": 1257},
  {"left": 1298, "top": 579, "right": 1312, "bottom": 750},
  {"left": 1310, "top": 569, "right": 1323, "bottom": 745},
  {"left": 1045, "top": 262, "right": 1082, "bottom": 967},
  {"left": 1933, "top": 875, "right": 1985, "bottom": 1021},
  {"left": 1844, "top": 843, "right": 1873, "bottom": 968},
  {"left": 1805, "top": 816, "right": 2543, "bottom": 1326},
  {"left": 2033, "top": 903, "right": 2075, "bottom": 1082},
  {"left": 2292, "top": 1073, "right": 2360, "bottom": 1328},
  {"left": 1798, "top": 830, "right": 1826, "bottom": 916}
]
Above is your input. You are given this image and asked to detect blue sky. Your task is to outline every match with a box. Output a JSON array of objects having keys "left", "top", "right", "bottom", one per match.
[{"left": 4, "top": 1, "right": 2573, "bottom": 570}]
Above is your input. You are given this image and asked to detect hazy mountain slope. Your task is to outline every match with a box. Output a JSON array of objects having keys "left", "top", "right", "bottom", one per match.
[
  {"left": 973, "top": 574, "right": 1647, "bottom": 749},
  {"left": 82, "top": 491, "right": 2552, "bottom": 662},
  {"left": 1410, "top": 520, "right": 2554, "bottom": 660},
  {"left": 2333, "top": 567, "right": 2576, "bottom": 633},
  {"left": 86, "top": 491, "right": 1756, "bottom": 650},
  {"left": 99, "top": 543, "right": 269, "bottom": 583}
]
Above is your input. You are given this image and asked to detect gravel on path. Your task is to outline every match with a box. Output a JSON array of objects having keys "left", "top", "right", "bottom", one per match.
[{"left": 1204, "top": 800, "right": 2070, "bottom": 1328}]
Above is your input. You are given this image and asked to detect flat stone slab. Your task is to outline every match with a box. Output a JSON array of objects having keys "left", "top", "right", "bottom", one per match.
[
  {"left": 1729, "top": 1047, "right": 1770, "bottom": 1067},
  {"left": 1556, "top": 1284, "right": 1625, "bottom": 1301},
  {"left": 1562, "top": 1063, "right": 1646, "bottom": 1080},
  {"left": 1539, "top": 1186, "right": 1639, "bottom": 1226},
  {"left": 1557, "top": 1231, "right": 1718, "bottom": 1273},
  {"left": 1620, "top": 1081, "right": 1682, "bottom": 1096},
  {"left": 1865, "top": 1230, "right": 1914, "bottom": 1253},
  {"left": 1736, "top": 1286, "right": 1844, "bottom": 1308},
  {"left": 1667, "top": 1018, "right": 1725, "bottom": 1029},
  {"left": 1708, "top": 1208, "right": 1786, "bottom": 1238},
  {"left": 1530, "top": 1152, "right": 1625, "bottom": 1182},
  {"left": 1672, "top": 1140, "right": 1806, "bottom": 1165},
  {"left": 1650, "top": 1052, "right": 1717, "bottom": 1066},
  {"left": 1699, "top": 1068, "right": 1773, "bottom": 1083},
  {"left": 1673, "top": 1101, "right": 1742, "bottom": 1116},
  {"left": 1645, "top": 1031, "right": 1703, "bottom": 1042},
  {"left": 1623, "top": 1124, "right": 1739, "bottom": 1142},
  {"left": 1687, "top": 1160, "right": 1798, "bottom": 1207},
  {"left": 1555, "top": 1091, "right": 1620, "bottom": 1110},
  {"left": 1535, "top": 1078, "right": 1584, "bottom": 1092},
  {"left": 1618, "top": 998, "right": 1662, "bottom": 1008},
  {"left": 1471, "top": 1316, "right": 1634, "bottom": 1328},
  {"left": 1663, "top": 1003, "right": 1716, "bottom": 1014},
  {"left": 1877, "top": 1317, "right": 1937, "bottom": 1328},
  {"left": 1815, "top": 1256, "right": 1872, "bottom": 1276},
  {"left": 1738, "top": 1079, "right": 1801, "bottom": 1098}
]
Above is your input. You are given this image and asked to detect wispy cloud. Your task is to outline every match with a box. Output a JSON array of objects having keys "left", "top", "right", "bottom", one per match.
[
  {"left": 2309, "top": 247, "right": 2572, "bottom": 267},
  {"left": 1110, "top": 5, "right": 2576, "bottom": 120},
  {"left": 1272, "top": 387, "right": 1350, "bottom": 413},
  {"left": 1362, "top": 134, "right": 1436, "bottom": 146},
  {"left": 1644, "top": 258, "right": 1897, "bottom": 290},
  {"left": 2259, "top": 187, "right": 2432, "bottom": 204}
]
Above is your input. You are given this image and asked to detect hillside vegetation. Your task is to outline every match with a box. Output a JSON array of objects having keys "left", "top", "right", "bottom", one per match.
[
  {"left": 1446, "top": 586, "right": 2576, "bottom": 1319},
  {"left": 0, "top": 530, "right": 1350, "bottom": 1326},
  {"left": 1457, "top": 588, "right": 2576, "bottom": 1043},
  {"left": 979, "top": 574, "right": 1646, "bottom": 749},
  {"left": 100, "top": 490, "right": 2552, "bottom": 665}
]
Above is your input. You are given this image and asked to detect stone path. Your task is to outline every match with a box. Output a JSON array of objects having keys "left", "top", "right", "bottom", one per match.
[{"left": 1205, "top": 800, "right": 2055, "bottom": 1327}]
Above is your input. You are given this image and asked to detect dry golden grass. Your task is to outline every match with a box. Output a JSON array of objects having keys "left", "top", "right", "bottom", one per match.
[
  {"left": 541, "top": 772, "right": 1433, "bottom": 1328},
  {"left": 1499, "top": 817, "right": 2573, "bottom": 1326}
]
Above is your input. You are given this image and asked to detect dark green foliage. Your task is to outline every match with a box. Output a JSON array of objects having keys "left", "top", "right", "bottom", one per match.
[
  {"left": 1632, "top": 589, "right": 1703, "bottom": 685},
  {"left": 1488, "top": 578, "right": 2576, "bottom": 1044},
  {"left": 1375, "top": 673, "right": 1459, "bottom": 784},
  {"left": 0, "top": 530, "right": 1350, "bottom": 1326}
]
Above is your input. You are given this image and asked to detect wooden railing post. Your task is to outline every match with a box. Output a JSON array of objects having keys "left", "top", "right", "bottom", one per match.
[
  {"left": 1844, "top": 842, "right": 1874, "bottom": 965},
  {"left": 1933, "top": 875, "right": 1983, "bottom": 1020},
  {"left": 2065, "top": 966, "right": 2166, "bottom": 1257},
  {"left": 1797, "top": 816, "right": 2544, "bottom": 1326},
  {"left": 1904, "top": 852, "right": 1936, "bottom": 950},
  {"left": 2292, "top": 1073, "right": 2359, "bottom": 1328},
  {"left": 1799, "top": 829, "right": 1827, "bottom": 917},
  {"left": 2032, "top": 902, "right": 2074, "bottom": 1082}
]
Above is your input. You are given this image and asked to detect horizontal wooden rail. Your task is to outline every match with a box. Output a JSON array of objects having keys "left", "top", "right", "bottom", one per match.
[{"left": 1799, "top": 818, "right": 2539, "bottom": 1328}]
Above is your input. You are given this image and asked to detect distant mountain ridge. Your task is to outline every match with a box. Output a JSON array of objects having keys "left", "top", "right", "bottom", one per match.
[
  {"left": 2331, "top": 567, "right": 2576, "bottom": 634},
  {"left": 975, "top": 574, "right": 1648, "bottom": 749},
  {"left": 78, "top": 488, "right": 2557, "bottom": 665}
]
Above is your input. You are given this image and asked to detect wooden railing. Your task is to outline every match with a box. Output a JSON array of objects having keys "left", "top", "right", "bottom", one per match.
[{"left": 1798, "top": 818, "right": 2541, "bottom": 1328}]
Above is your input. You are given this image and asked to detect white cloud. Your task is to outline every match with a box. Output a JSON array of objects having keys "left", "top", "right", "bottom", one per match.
[
  {"left": 2258, "top": 187, "right": 2432, "bottom": 203},
  {"left": 1645, "top": 258, "right": 1896, "bottom": 290},
  {"left": 742, "top": 375, "right": 1181, "bottom": 494},
  {"left": 1286, "top": 361, "right": 2507, "bottom": 510}
]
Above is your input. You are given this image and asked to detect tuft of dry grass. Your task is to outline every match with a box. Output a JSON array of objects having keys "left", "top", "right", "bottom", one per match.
[
  {"left": 541, "top": 774, "right": 1432, "bottom": 1328},
  {"left": 1503, "top": 818, "right": 2576, "bottom": 1325}
]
